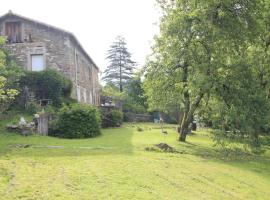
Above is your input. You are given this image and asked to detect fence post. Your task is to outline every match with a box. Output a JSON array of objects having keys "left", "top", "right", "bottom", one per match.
[{"left": 37, "top": 113, "right": 49, "bottom": 136}]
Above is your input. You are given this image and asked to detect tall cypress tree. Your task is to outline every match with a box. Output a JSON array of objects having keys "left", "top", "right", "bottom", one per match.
[{"left": 103, "top": 36, "right": 136, "bottom": 92}]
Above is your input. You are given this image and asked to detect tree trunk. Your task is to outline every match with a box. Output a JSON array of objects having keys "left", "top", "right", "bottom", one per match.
[
  {"left": 178, "top": 43, "right": 211, "bottom": 142},
  {"left": 119, "top": 50, "right": 123, "bottom": 92},
  {"left": 120, "top": 84, "right": 123, "bottom": 92},
  {"left": 120, "top": 64, "right": 123, "bottom": 92},
  {"left": 178, "top": 91, "right": 204, "bottom": 142},
  {"left": 179, "top": 115, "right": 189, "bottom": 142},
  {"left": 179, "top": 62, "right": 190, "bottom": 142}
]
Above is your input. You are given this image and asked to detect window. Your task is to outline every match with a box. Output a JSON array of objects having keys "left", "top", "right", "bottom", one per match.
[
  {"left": 89, "top": 92, "right": 93, "bottom": 104},
  {"left": 93, "top": 93, "right": 96, "bottom": 105},
  {"left": 75, "top": 53, "right": 79, "bottom": 72},
  {"left": 77, "top": 86, "right": 81, "bottom": 102},
  {"left": 83, "top": 88, "right": 87, "bottom": 103},
  {"left": 88, "top": 66, "right": 92, "bottom": 81},
  {"left": 5, "top": 22, "right": 22, "bottom": 43},
  {"left": 31, "top": 54, "right": 44, "bottom": 71}
]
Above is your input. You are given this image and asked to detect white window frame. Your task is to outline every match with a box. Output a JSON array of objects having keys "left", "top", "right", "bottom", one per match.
[
  {"left": 89, "top": 92, "right": 93, "bottom": 104},
  {"left": 77, "top": 86, "right": 81, "bottom": 102},
  {"left": 31, "top": 54, "right": 45, "bottom": 71},
  {"left": 83, "top": 88, "right": 87, "bottom": 103}
]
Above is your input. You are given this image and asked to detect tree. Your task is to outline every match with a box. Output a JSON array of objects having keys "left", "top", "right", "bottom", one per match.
[
  {"left": 0, "top": 37, "right": 21, "bottom": 112},
  {"left": 199, "top": 59, "right": 270, "bottom": 148},
  {"left": 103, "top": 36, "right": 136, "bottom": 92},
  {"left": 101, "top": 83, "right": 124, "bottom": 102},
  {"left": 144, "top": 0, "right": 263, "bottom": 142},
  {"left": 123, "top": 75, "right": 148, "bottom": 113},
  {"left": 202, "top": 1, "right": 270, "bottom": 148}
]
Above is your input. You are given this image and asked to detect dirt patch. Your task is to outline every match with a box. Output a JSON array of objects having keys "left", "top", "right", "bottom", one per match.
[
  {"left": 155, "top": 143, "right": 174, "bottom": 152},
  {"left": 145, "top": 143, "right": 186, "bottom": 154}
]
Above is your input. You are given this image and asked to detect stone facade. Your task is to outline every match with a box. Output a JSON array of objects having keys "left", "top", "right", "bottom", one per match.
[{"left": 0, "top": 12, "right": 100, "bottom": 105}]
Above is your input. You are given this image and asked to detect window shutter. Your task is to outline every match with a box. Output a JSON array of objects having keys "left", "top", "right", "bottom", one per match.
[
  {"left": 5, "top": 23, "right": 12, "bottom": 42},
  {"left": 5, "top": 22, "right": 22, "bottom": 43}
]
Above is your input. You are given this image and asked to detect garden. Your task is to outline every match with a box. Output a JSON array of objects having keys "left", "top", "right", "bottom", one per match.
[
  {"left": 1, "top": 1, "right": 270, "bottom": 199},
  {"left": 0, "top": 117, "right": 270, "bottom": 199}
]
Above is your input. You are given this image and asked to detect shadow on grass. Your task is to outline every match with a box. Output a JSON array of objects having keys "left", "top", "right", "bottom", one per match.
[
  {"left": 0, "top": 126, "right": 135, "bottom": 158},
  {"left": 177, "top": 138, "right": 270, "bottom": 178}
]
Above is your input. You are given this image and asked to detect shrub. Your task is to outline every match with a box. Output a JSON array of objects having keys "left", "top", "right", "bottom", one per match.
[
  {"left": 25, "top": 102, "right": 42, "bottom": 115},
  {"left": 102, "top": 110, "right": 123, "bottom": 128},
  {"left": 51, "top": 104, "right": 101, "bottom": 138},
  {"left": 19, "top": 69, "right": 73, "bottom": 107},
  {"left": 0, "top": 47, "right": 24, "bottom": 113}
]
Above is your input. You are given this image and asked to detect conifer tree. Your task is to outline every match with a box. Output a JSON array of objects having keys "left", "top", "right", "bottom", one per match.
[{"left": 103, "top": 36, "right": 136, "bottom": 92}]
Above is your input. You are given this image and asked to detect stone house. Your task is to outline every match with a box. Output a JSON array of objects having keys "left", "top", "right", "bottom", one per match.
[{"left": 0, "top": 11, "right": 100, "bottom": 105}]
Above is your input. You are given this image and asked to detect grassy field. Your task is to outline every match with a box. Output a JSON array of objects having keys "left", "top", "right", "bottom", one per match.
[{"left": 0, "top": 116, "right": 270, "bottom": 200}]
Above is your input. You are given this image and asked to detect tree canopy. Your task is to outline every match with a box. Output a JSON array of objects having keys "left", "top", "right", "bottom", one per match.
[
  {"left": 144, "top": 0, "right": 269, "bottom": 146},
  {"left": 103, "top": 36, "right": 136, "bottom": 92}
]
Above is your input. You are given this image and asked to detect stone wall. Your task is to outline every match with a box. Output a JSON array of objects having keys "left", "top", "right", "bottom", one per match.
[
  {"left": 124, "top": 113, "right": 152, "bottom": 122},
  {"left": 0, "top": 14, "right": 100, "bottom": 106}
]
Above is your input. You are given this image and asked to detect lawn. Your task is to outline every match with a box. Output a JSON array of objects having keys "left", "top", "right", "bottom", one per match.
[{"left": 0, "top": 117, "right": 270, "bottom": 200}]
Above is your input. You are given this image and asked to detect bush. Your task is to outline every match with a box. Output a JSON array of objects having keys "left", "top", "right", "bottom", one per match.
[
  {"left": 102, "top": 110, "right": 123, "bottom": 128},
  {"left": 25, "top": 102, "right": 42, "bottom": 115},
  {"left": 51, "top": 104, "right": 101, "bottom": 138},
  {"left": 19, "top": 69, "right": 73, "bottom": 107},
  {"left": 0, "top": 50, "right": 24, "bottom": 113}
]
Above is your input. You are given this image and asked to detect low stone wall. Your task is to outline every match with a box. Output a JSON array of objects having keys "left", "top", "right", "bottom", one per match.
[{"left": 124, "top": 113, "right": 152, "bottom": 122}]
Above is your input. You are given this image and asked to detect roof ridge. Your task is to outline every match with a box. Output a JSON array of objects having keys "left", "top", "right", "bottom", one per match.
[{"left": 0, "top": 11, "right": 99, "bottom": 70}]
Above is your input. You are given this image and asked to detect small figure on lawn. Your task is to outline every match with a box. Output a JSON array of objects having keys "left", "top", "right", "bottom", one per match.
[
  {"left": 160, "top": 116, "right": 168, "bottom": 143},
  {"left": 159, "top": 116, "right": 167, "bottom": 134}
]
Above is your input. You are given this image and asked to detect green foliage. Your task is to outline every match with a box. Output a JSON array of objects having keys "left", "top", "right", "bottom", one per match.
[
  {"left": 201, "top": 61, "right": 270, "bottom": 149},
  {"left": 102, "top": 109, "right": 123, "bottom": 128},
  {"left": 122, "top": 76, "right": 148, "bottom": 113},
  {"left": 102, "top": 83, "right": 124, "bottom": 101},
  {"left": 43, "top": 105, "right": 57, "bottom": 115},
  {"left": 0, "top": 117, "right": 270, "bottom": 199},
  {"left": 144, "top": 0, "right": 268, "bottom": 143},
  {"left": 51, "top": 103, "right": 101, "bottom": 139},
  {"left": 19, "top": 69, "right": 73, "bottom": 107},
  {"left": 102, "top": 36, "right": 136, "bottom": 92},
  {"left": 102, "top": 76, "right": 148, "bottom": 114},
  {"left": 23, "top": 103, "right": 55, "bottom": 115},
  {"left": 0, "top": 37, "right": 23, "bottom": 112},
  {"left": 25, "top": 102, "right": 42, "bottom": 115}
]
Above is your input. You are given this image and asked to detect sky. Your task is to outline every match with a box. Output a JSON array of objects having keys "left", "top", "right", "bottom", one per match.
[{"left": 0, "top": 0, "right": 161, "bottom": 74}]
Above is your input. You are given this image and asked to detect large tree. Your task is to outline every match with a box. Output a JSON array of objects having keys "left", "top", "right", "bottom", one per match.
[
  {"left": 144, "top": 0, "right": 263, "bottom": 142},
  {"left": 205, "top": 1, "right": 270, "bottom": 147},
  {"left": 103, "top": 36, "right": 136, "bottom": 92}
]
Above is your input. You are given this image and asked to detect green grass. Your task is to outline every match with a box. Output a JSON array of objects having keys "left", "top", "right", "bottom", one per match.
[{"left": 0, "top": 117, "right": 270, "bottom": 200}]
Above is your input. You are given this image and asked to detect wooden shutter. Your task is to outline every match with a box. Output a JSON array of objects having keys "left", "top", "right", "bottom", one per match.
[
  {"left": 5, "top": 22, "right": 22, "bottom": 43},
  {"left": 14, "top": 23, "right": 21, "bottom": 42},
  {"left": 5, "top": 23, "right": 12, "bottom": 42}
]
